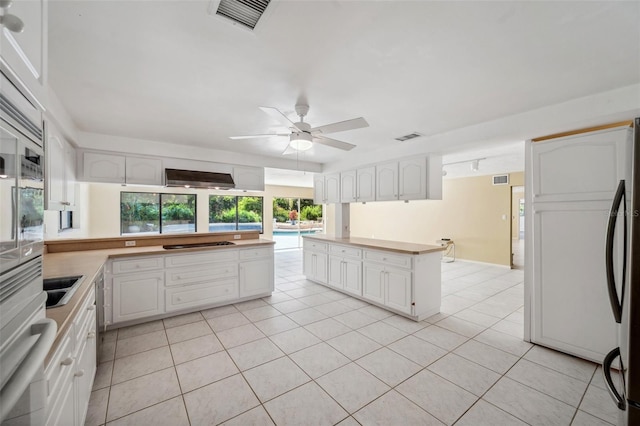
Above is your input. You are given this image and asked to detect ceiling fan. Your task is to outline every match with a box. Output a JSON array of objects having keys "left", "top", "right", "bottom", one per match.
[{"left": 230, "top": 104, "right": 368, "bottom": 154}]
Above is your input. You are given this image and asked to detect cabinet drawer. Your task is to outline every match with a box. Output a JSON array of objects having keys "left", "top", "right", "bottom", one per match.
[
  {"left": 303, "top": 240, "right": 328, "bottom": 252},
  {"left": 165, "top": 264, "right": 237, "bottom": 287},
  {"left": 45, "top": 329, "right": 75, "bottom": 411},
  {"left": 364, "top": 250, "right": 412, "bottom": 269},
  {"left": 112, "top": 256, "right": 163, "bottom": 274},
  {"left": 239, "top": 247, "right": 272, "bottom": 260},
  {"left": 73, "top": 288, "right": 96, "bottom": 349},
  {"left": 329, "top": 244, "right": 361, "bottom": 258},
  {"left": 166, "top": 279, "right": 239, "bottom": 312},
  {"left": 165, "top": 249, "right": 238, "bottom": 268}
]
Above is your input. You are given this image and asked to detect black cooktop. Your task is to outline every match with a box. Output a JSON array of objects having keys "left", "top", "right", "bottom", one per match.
[{"left": 163, "top": 241, "right": 236, "bottom": 250}]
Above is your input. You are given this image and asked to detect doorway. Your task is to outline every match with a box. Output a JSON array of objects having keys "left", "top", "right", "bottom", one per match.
[
  {"left": 511, "top": 186, "right": 525, "bottom": 269},
  {"left": 272, "top": 197, "right": 323, "bottom": 250}
]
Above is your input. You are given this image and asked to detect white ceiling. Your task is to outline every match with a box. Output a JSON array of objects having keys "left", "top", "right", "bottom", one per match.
[{"left": 48, "top": 1, "right": 640, "bottom": 172}]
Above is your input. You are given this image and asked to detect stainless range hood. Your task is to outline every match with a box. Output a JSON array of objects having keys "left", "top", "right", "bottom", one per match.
[{"left": 165, "top": 168, "right": 235, "bottom": 189}]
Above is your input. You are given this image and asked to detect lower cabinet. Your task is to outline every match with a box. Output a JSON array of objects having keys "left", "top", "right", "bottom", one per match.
[
  {"left": 240, "top": 258, "right": 273, "bottom": 298},
  {"left": 329, "top": 256, "right": 362, "bottom": 296},
  {"left": 45, "top": 289, "right": 97, "bottom": 426},
  {"left": 112, "top": 271, "right": 165, "bottom": 323},
  {"left": 303, "top": 250, "right": 328, "bottom": 285},
  {"left": 106, "top": 245, "right": 275, "bottom": 327},
  {"left": 303, "top": 238, "right": 441, "bottom": 321}
]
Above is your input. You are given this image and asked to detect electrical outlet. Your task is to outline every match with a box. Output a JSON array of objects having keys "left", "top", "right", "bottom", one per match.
[
  {"left": 233, "top": 234, "right": 241, "bottom": 240},
  {"left": 125, "top": 241, "right": 136, "bottom": 247}
]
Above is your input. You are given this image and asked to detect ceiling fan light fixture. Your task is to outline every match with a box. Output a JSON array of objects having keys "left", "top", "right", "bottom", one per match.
[{"left": 289, "top": 132, "right": 313, "bottom": 151}]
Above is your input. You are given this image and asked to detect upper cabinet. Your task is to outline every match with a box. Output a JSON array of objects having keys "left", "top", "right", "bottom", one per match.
[
  {"left": 340, "top": 170, "right": 357, "bottom": 203},
  {"left": 126, "top": 156, "right": 163, "bottom": 186},
  {"left": 233, "top": 166, "right": 265, "bottom": 191},
  {"left": 356, "top": 167, "right": 376, "bottom": 202},
  {"left": 82, "top": 152, "right": 126, "bottom": 184},
  {"left": 398, "top": 158, "right": 427, "bottom": 200},
  {"left": 0, "top": 0, "right": 47, "bottom": 105},
  {"left": 315, "top": 155, "right": 442, "bottom": 205},
  {"left": 376, "top": 161, "right": 399, "bottom": 201},
  {"left": 45, "top": 121, "right": 76, "bottom": 211}
]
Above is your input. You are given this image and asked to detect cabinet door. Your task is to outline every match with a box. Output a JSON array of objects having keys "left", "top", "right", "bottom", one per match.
[
  {"left": 343, "top": 259, "right": 362, "bottom": 296},
  {"left": 65, "top": 144, "right": 77, "bottom": 209},
  {"left": 239, "top": 258, "right": 273, "bottom": 297},
  {"left": 356, "top": 167, "right": 376, "bottom": 202},
  {"left": 314, "top": 252, "right": 328, "bottom": 284},
  {"left": 362, "top": 263, "right": 385, "bottom": 304},
  {"left": 325, "top": 173, "right": 341, "bottom": 204},
  {"left": 112, "top": 271, "right": 164, "bottom": 323},
  {"left": 531, "top": 201, "right": 618, "bottom": 362},
  {"left": 46, "top": 378, "right": 75, "bottom": 426},
  {"left": 399, "top": 158, "right": 426, "bottom": 200},
  {"left": 376, "top": 162, "right": 398, "bottom": 201},
  {"left": 74, "top": 324, "right": 97, "bottom": 426},
  {"left": 531, "top": 127, "right": 632, "bottom": 203},
  {"left": 327, "top": 256, "right": 344, "bottom": 289},
  {"left": 340, "top": 171, "right": 357, "bottom": 203},
  {"left": 233, "top": 166, "right": 265, "bottom": 191},
  {"left": 303, "top": 250, "right": 315, "bottom": 278},
  {"left": 385, "top": 269, "right": 412, "bottom": 314},
  {"left": 45, "top": 127, "right": 66, "bottom": 210},
  {"left": 313, "top": 176, "right": 325, "bottom": 204},
  {"left": 83, "top": 152, "right": 126, "bottom": 183},
  {"left": 0, "top": 0, "right": 46, "bottom": 100},
  {"left": 126, "top": 157, "right": 163, "bottom": 185}
]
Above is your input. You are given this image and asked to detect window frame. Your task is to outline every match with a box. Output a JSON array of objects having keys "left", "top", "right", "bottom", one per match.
[
  {"left": 120, "top": 191, "right": 197, "bottom": 235},
  {"left": 209, "top": 195, "right": 264, "bottom": 234}
]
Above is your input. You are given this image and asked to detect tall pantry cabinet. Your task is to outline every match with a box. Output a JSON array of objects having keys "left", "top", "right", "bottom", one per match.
[{"left": 526, "top": 123, "right": 633, "bottom": 363}]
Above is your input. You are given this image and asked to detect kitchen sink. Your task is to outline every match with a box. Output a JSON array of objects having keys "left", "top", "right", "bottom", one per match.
[{"left": 44, "top": 275, "right": 85, "bottom": 308}]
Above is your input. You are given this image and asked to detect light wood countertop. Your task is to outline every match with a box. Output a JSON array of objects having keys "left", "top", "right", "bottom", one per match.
[
  {"left": 302, "top": 234, "right": 445, "bottom": 255},
  {"left": 44, "top": 238, "right": 274, "bottom": 365}
]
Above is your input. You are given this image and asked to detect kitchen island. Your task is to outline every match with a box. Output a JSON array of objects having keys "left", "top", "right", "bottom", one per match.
[{"left": 302, "top": 234, "right": 444, "bottom": 321}]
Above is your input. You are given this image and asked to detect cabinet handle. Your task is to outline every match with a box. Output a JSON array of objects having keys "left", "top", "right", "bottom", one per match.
[
  {"left": 176, "top": 275, "right": 181, "bottom": 280},
  {"left": 87, "top": 305, "right": 96, "bottom": 311},
  {"left": 177, "top": 297, "right": 182, "bottom": 302},
  {"left": 61, "top": 357, "right": 73, "bottom": 366},
  {"left": 74, "top": 369, "right": 85, "bottom": 377},
  {"left": 87, "top": 331, "right": 96, "bottom": 339}
]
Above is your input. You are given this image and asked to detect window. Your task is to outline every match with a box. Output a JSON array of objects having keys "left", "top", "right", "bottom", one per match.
[
  {"left": 209, "top": 195, "right": 263, "bottom": 233},
  {"left": 121, "top": 192, "right": 196, "bottom": 235}
]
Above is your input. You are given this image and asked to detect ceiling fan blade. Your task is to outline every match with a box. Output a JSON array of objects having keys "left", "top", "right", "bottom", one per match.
[
  {"left": 311, "top": 117, "right": 368, "bottom": 135},
  {"left": 313, "top": 135, "right": 356, "bottom": 151},
  {"left": 259, "top": 106, "right": 302, "bottom": 132},
  {"left": 229, "top": 134, "right": 289, "bottom": 140}
]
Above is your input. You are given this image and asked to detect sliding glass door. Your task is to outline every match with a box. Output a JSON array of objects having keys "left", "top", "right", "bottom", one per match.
[{"left": 272, "top": 197, "right": 323, "bottom": 250}]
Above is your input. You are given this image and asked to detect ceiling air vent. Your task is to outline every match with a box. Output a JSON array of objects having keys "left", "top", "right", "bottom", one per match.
[
  {"left": 394, "top": 132, "right": 423, "bottom": 142},
  {"left": 211, "top": 0, "right": 271, "bottom": 30},
  {"left": 492, "top": 174, "right": 510, "bottom": 185}
]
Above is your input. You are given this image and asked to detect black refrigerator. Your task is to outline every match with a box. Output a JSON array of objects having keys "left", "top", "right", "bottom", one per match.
[{"left": 603, "top": 117, "right": 640, "bottom": 425}]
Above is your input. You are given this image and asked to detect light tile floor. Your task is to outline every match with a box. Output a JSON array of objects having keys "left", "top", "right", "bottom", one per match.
[{"left": 87, "top": 250, "right": 616, "bottom": 426}]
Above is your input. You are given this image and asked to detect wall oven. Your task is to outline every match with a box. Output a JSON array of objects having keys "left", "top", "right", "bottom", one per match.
[{"left": 0, "top": 71, "right": 55, "bottom": 425}]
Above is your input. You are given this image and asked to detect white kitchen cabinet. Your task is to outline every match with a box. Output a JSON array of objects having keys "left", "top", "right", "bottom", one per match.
[
  {"left": 45, "top": 289, "right": 96, "bottom": 426},
  {"left": 112, "top": 271, "right": 164, "bottom": 323},
  {"left": 398, "top": 158, "right": 427, "bottom": 200},
  {"left": 327, "top": 244, "right": 362, "bottom": 295},
  {"left": 45, "top": 122, "right": 77, "bottom": 211},
  {"left": 376, "top": 161, "right": 399, "bottom": 201},
  {"left": 356, "top": 167, "right": 376, "bottom": 202},
  {"left": 362, "top": 263, "right": 411, "bottom": 314},
  {"left": 527, "top": 124, "right": 632, "bottom": 363},
  {"left": 313, "top": 173, "right": 341, "bottom": 204},
  {"left": 82, "top": 152, "right": 126, "bottom": 184},
  {"left": 340, "top": 170, "right": 357, "bottom": 203},
  {"left": 0, "top": 0, "right": 47, "bottom": 104},
  {"left": 166, "top": 279, "right": 238, "bottom": 312},
  {"left": 303, "top": 236, "right": 441, "bottom": 321},
  {"left": 303, "top": 242, "right": 328, "bottom": 285},
  {"left": 240, "top": 258, "right": 273, "bottom": 297},
  {"left": 125, "top": 156, "right": 163, "bottom": 185},
  {"left": 313, "top": 175, "right": 325, "bottom": 204},
  {"left": 233, "top": 165, "right": 265, "bottom": 191}
]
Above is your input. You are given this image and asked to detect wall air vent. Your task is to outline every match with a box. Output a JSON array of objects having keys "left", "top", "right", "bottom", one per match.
[
  {"left": 492, "top": 174, "right": 510, "bottom": 185},
  {"left": 210, "top": 0, "right": 271, "bottom": 30},
  {"left": 394, "top": 132, "right": 423, "bottom": 142}
]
